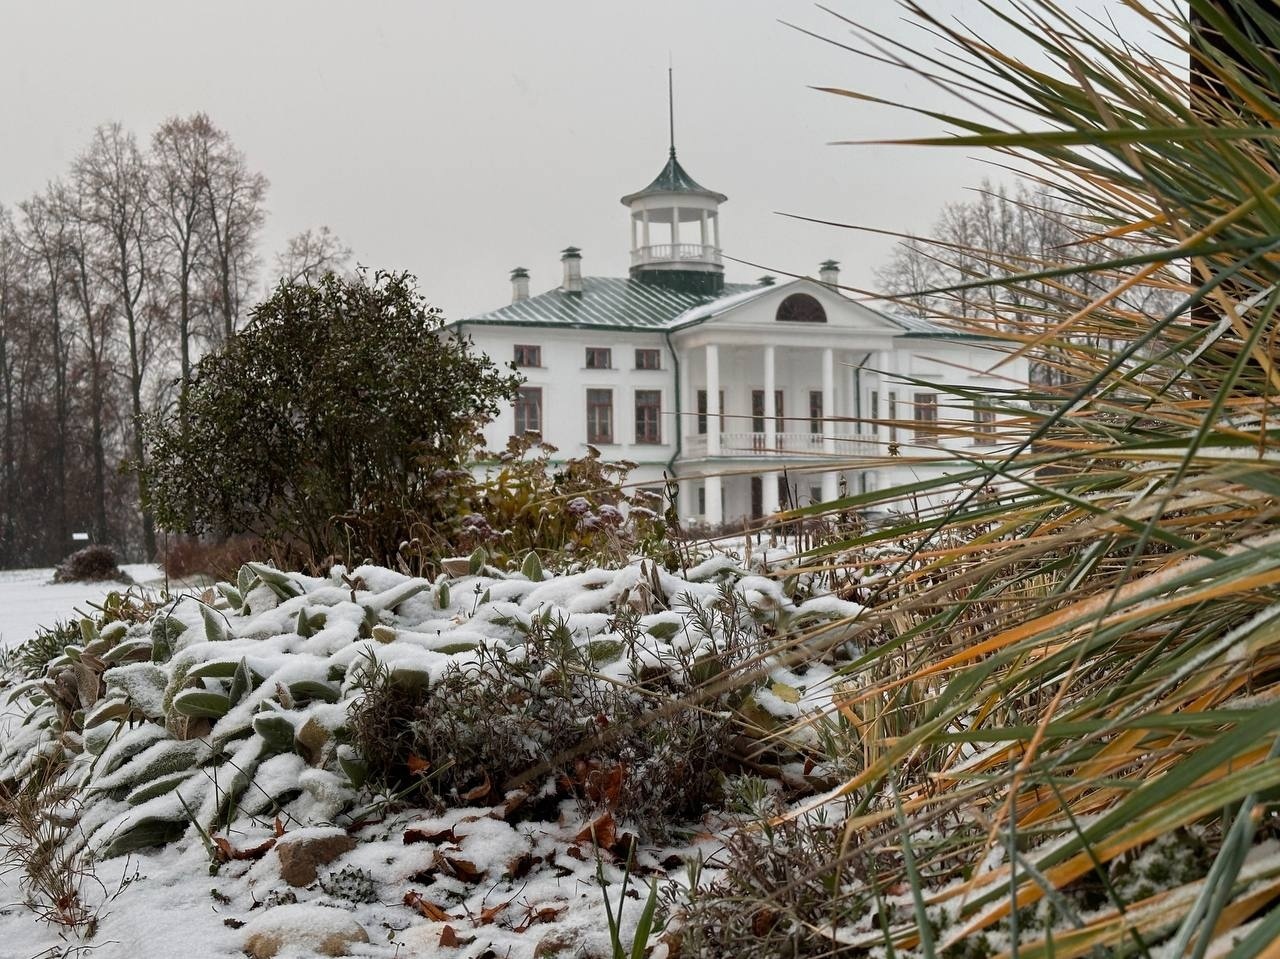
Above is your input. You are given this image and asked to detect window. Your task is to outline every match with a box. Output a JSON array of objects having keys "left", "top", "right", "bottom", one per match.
[
  {"left": 635, "top": 348, "right": 661, "bottom": 370},
  {"left": 514, "top": 386, "right": 542, "bottom": 435},
  {"left": 635, "top": 389, "right": 662, "bottom": 444},
  {"left": 513, "top": 344, "right": 541, "bottom": 368},
  {"left": 751, "top": 390, "right": 785, "bottom": 434},
  {"left": 913, "top": 392, "right": 939, "bottom": 446},
  {"left": 585, "top": 347, "right": 612, "bottom": 369},
  {"left": 696, "top": 389, "right": 725, "bottom": 434},
  {"left": 586, "top": 389, "right": 613, "bottom": 444},
  {"left": 973, "top": 403, "right": 997, "bottom": 444},
  {"left": 809, "top": 390, "right": 824, "bottom": 434},
  {"left": 697, "top": 485, "right": 706, "bottom": 515},
  {"left": 775, "top": 293, "right": 827, "bottom": 323},
  {"left": 870, "top": 390, "right": 880, "bottom": 437},
  {"left": 888, "top": 391, "right": 898, "bottom": 443}
]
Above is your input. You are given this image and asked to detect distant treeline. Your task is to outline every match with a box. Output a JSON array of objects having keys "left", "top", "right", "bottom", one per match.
[{"left": 0, "top": 114, "right": 350, "bottom": 568}]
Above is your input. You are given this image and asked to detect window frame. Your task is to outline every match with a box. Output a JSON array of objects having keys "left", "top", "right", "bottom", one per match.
[
  {"left": 513, "top": 344, "right": 542, "bottom": 368},
  {"left": 808, "top": 390, "right": 824, "bottom": 434},
  {"left": 634, "top": 348, "right": 661, "bottom": 371},
  {"left": 585, "top": 347, "right": 612, "bottom": 370},
  {"left": 634, "top": 389, "right": 663, "bottom": 445},
  {"left": 696, "top": 389, "right": 725, "bottom": 435},
  {"left": 586, "top": 388, "right": 614, "bottom": 444},
  {"left": 514, "top": 386, "right": 543, "bottom": 435},
  {"left": 973, "top": 402, "right": 997, "bottom": 444},
  {"left": 913, "top": 392, "right": 940, "bottom": 446}
]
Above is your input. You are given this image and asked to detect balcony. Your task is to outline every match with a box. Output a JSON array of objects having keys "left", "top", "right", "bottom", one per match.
[
  {"left": 631, "top": 243, "right": 722, "bottom": 267},
  {"left": 683, "top": 431, "right": 880, "bottom": 459}
]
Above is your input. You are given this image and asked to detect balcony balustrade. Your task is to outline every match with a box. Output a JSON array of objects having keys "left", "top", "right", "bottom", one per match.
[
  {"left": 631, "top": 243, "right": 721, "bottom": 267},
  {"left": 683, "top": 431, "right": 880, "bottom": 459}
]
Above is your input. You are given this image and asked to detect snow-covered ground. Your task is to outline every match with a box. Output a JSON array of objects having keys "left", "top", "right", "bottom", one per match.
[{"left": 0, "top": 565, "right": 165, "bottom": 652}]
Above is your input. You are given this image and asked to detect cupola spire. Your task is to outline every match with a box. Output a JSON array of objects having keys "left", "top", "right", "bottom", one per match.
[
  {"left": 668, "top": 64, "right": 676, "bottom": 159},
  {"left": 620, "top": 68, "right": 727, "bottom": 295}
]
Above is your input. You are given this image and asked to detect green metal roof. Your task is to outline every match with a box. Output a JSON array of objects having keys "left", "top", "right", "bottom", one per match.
[
  {"left": 459, "top": 276, "right": 758, "bottom": 332},
  {"left": 457, "top": 275, "right": 973, "bottom": 339},
  {"left": 620, "top": 149, "right": 728, "bottom": 205}
]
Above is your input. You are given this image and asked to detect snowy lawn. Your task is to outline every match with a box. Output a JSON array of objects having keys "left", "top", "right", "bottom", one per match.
[{"left": 0, "top": 565, "right": 165, "bottom": 653}]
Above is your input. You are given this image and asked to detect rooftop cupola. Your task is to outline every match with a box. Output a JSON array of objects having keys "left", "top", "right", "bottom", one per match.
[
  {"left": 819, "top": 260, "right": 840, "bottom": 287},
  {"left": 620, "top": 70, "right": 726, "bottom": 295}
]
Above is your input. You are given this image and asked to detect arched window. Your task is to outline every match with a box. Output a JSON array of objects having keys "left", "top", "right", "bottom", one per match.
[{"left": 776, "top": 293, "right": 827, "bottom": 323}]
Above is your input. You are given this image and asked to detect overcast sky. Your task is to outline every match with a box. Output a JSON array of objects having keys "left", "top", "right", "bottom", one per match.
[{"left": 0, "top": 1, "right": 1146, "bottom": 320}]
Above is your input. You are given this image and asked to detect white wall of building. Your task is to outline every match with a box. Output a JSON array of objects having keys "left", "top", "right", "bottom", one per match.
[{"left": 455, "top": 283, "right": 1030, "bottom": 523}]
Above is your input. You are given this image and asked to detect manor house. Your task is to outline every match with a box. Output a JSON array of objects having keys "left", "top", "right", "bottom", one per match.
[{"left": 450, "top": 143, "right": 1026, "bottom": 524}]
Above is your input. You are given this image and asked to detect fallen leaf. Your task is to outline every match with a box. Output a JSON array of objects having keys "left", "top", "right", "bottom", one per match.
[
  {"left": 461, "top": 772, "right": 492, "bottom": 803},
  {"left": 574, "top": 812, "right": 617, "bottom": 850},
  {"left": 477, "top": 901, "right": 510, "bottom": 925},
  {"left": 273, "top": 816, "right": 286, "bottom": 838},
  {"left": 405, "top": 826, "right": 457, "bottom": 846},
  {"left": 404, "top": 890, "right": 451, "bottom": 921},
  {"left": 439, "top": 924, "right": 469, "bottom": 948},
  {"left": 494, "top": 783, "right": 524, "bottom": 814},
  {"left": 407, "top": 754, "right": 431, "bottom": 775},
  {"left": 211, "top": 835, "right": 277, "bottom": 863},
  {"left": 515, "top": 903, "right": 568, "bottom": 932},
  {"left": 505, "top": 852, "right": 537, "bottom": 880},
  {"left": 437, "top": 851, "right": 484, "bottom": 883},
  {"left": 752, "top": 908, "right": 778, "bottom": 936}
]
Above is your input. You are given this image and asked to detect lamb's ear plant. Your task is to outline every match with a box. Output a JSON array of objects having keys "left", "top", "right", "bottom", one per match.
[{"left": 698, "top": 0, "right": 1280, "bottom": 954}]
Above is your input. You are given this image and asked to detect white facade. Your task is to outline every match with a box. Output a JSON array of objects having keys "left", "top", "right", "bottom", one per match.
[
  {"left": 452, "top": 146, "right": 1027, "bottom": 525},
  {"left": 454, "top": 277, "right": 1028, "bottom": 525}
]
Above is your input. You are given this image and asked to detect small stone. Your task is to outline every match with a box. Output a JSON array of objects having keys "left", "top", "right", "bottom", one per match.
[
  {"left": 275, "top": 828, "right": 357, "bottom": 887},
  {"left": 243, "top": 903, "right": 369, "bottom": 958},
  {"left": 534, "top": 931, "right": 578, "bottom": 957}
]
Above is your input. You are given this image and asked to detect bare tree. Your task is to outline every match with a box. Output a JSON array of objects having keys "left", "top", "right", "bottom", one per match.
[
  {"left": 61, "top": 182, "right": 119, "bottom": 544},
  {"left": 201, "top": 132, "right": 267, "bottom": 342},
  {"left": 0, "top": 206, "right": 22, "bottom": 560},
  {"left": 74, "top": 123, "right": 159, "bottom": 558},
  {"left": 151, "top": 113, "right": 216, "bottom": 415},
  {"left": 17, "top": 187, "right": 74, "bottom": 552},
  {"left": 875, "top": 180, "right": 1179, "bottom": 390},
  {"left": 273, "top": 225, "right": 352, "bottom": 285}
]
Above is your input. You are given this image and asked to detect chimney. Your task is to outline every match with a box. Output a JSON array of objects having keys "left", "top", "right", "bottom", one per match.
[
  {"left": 758, "top": 275, "right": 776, "bottom": 287},
  {"left": 819, "top": 259, "right": 840, "bottom": 288},
  {"left": 510, "top": 267, "right": 530, "bottom": 303},
  {"left": 560, "top": 246, "right": 583, "bottom": 294}
]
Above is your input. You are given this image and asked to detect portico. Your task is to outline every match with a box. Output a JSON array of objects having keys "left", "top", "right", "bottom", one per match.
[{"left": 674, "top": 322, "right": 894, "bottom": 524}]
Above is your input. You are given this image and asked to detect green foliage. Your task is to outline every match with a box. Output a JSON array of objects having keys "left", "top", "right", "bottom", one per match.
[{"left": 140, "top": 268, "right": 521, "bottom": 568}]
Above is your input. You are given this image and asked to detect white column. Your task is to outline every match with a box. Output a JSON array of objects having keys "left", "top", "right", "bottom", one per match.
[
  {"left": 705, "top": 343, "right": 724, "bottom": 530},
  {"left": 707, "top": 344, "right": 721, "bottom": 457},
  {"left": 678, "top": 341, "right": 692, "bottom": 455},
  {"left": 713, "top": 213, "right": 720, "bottom": 251},
  {"left": 821, "top": 347, "right": 838, "bottom": 502},
  {"left": 700, "top": 210, "right": 709, "bottom": 251},
  {"left": 642, "top": 209, "right": 650, "bottom": 249},
  {"left": 630, "top": 215, "right": 637, "bottom": 254},
  {"left": 671, "top": 208, "right": 680, "bottom": 250},
  {"left": 763, "top": 346, "right": 779, "bottom": 514}
]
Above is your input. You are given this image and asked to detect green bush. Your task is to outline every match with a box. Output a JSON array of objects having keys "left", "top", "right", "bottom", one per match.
[{"left": 140, "top": 269, "right": 521, "bottom": 568}]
